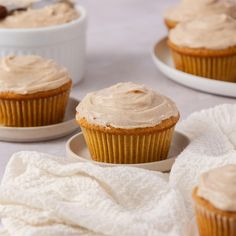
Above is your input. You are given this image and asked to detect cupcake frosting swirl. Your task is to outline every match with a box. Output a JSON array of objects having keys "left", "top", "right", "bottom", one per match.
[
  {"left": 0, "top": 3, "right": 79, "bottom": 28},
  {"left": 0, "top": 55, "right": 71, "bottom": 94},
  {"left": 198, "top": 165, "right": 236, "bottom": 212},
  {"left": 169, "top": 14, "right": 236, "bottom": 49},
  {"left": 164, "top": 0, "right": 236, "bottom": 23},
  {"left": 76, "top": 82, "right": 179, "bottom": 129}
]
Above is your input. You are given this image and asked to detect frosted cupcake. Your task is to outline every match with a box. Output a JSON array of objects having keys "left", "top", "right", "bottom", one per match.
[
  {"left": 0, "top": 55, "right": 72, "bottom": 127},
  {"left": 76, "top": 82, "right": 179, "bottom": 164},
  {"left": 192, "top": 165, "right": 236, "bottom": 236},
  {"left": 168, "top": 14, "right": 236, "bottom": 82},
  {"left": 164, "top": 0, "right": 236, "bottom": 30}
]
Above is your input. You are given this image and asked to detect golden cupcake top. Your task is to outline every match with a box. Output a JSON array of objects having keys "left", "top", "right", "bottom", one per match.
[
  {"left": 164, "top": 0, "right": 236, "bottom": 23},
  {"left": 0, "top": 2, "right": 79, "bottom": 28},
  {"left": 169, "top": 14, "right": 236, "bottom": 50},
  {"left": 0, "top": 55, "right": 71, "bottom": 94},
  {"left": 76, "top": 82, "right": 179, "bottom": 129},
  {"left": 197, "top": 165, "right": 236, "bottom": 212}
]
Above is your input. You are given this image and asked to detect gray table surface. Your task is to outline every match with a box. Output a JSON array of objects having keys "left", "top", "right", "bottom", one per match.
[{"left": 0, "top": 0, "right": 235, "bottom": 179}]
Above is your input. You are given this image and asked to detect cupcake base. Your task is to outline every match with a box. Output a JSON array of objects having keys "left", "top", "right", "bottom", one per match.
[
  {"left": 168, "top": 41, "right": 236, "bottom": 82},
  {"left": 78, "top": 115, "right": 179, "bottom": 164},
  {"left": 192, "top": 187, "right": 236, "bottom": 236},
  {"left": 0, "top": 81, "right": 72, "bottom": 127}
]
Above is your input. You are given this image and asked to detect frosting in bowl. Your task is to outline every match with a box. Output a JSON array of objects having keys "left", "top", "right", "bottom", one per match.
[
  {"left": 169, "top": 14, "right": 236, "bottom": 50},
  {"left": 164, "top": 0, "right": 236, "bottom": 23},
  {"left": 0, "top": 55, "right": 71, "bottom": 94},
  {"left": 0, "top": 3, "right": 79, "bottom": 28},
  {"left": 76, "top": 82, "right": 179, "bottom": 129},
  {"left": 197, "top": 165, "right": 236, "bottom": 212}
]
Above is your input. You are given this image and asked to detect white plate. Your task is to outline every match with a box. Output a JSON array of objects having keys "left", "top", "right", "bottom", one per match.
[
  {"left": 152, "top": 37, "right": 236, "bottom": 97},
  {"left": 66, "top": 131, "right": 190, "bottom": 172},
  {"left": 0, "top": 97, "right": 80, "bottom": 143}
]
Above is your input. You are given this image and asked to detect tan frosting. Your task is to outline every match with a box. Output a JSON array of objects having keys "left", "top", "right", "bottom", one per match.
[
  {"left": 197, "top": 165, "right": 236, "bottom": 212},
  {"left": 164, "top": 0, "right": 236, "bottom": 23},
  {"left": 76, "top": 82, "right": 179, "bottom": 129},
  {"left": 0, "top": 3, "right": 79, "bottom": 29},
  {"left": 169, "top": 14, "right": 236, "bottom": 50},
  {"left": 0, "top": 55, "right": 71, "bottom": 94}
]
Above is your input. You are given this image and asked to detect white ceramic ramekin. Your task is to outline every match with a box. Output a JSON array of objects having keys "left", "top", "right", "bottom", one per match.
[{"left": 0, "top": 5, "right": 87, "bottom": 84}]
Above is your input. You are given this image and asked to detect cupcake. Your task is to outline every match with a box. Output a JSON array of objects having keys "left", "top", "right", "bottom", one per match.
[
  {"left": 76, "top": 82, "right": 179, "bottom": 164},
  {"left": 0, "top": 55, "right": 72, "bottom": 127},
  {"left": 192, "top": 165, "right": 236, "bottom": 236},
  {"left": 168, "top": 14, "right": 236, "bottom": 82},
  {"left": 164, "top": 0, "right": 236, "bottom": 30}
]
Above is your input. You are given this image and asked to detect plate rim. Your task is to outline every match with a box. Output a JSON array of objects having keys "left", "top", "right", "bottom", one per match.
[
  {"left": 152, "top": 36, "right": 236, "bottom": 98},
  {"left": 66, "top": 131, "right": 190, "bottom": 170}
]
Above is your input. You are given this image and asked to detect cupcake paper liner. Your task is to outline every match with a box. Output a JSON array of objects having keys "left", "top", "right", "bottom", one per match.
[
  {"left": 168, "top": 42, "right": 236, "bottom": 82},
  {"left": 0, "top": 86, "right": 70, "bottom": 127},
  {"left": 193, "top": 188, "right": 236, "bottom": 236},
  {"left": 80, "top": 125, "right": 175, "bottom": 164}
]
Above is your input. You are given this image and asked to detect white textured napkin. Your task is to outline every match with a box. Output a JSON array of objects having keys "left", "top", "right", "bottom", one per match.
[
  {"left": 0, "top": 104, "right": 235, "bottom": 236},
  {"left": 170, "top": 103, "right": 236, "bottom": 217},
  {"left": 0, "top": 153, "right": 187, "bottom": 236}
]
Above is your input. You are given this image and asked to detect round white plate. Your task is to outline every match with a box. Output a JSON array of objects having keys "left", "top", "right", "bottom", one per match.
[
  {"left": 0, "top": 97, "right": 80, "bottom": 143},
  {"left": 66, "top": 131, "right": 190, "bottom": 172},
  {"left": 152, "top": 37, "right": 236, "bottom": 97}
]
